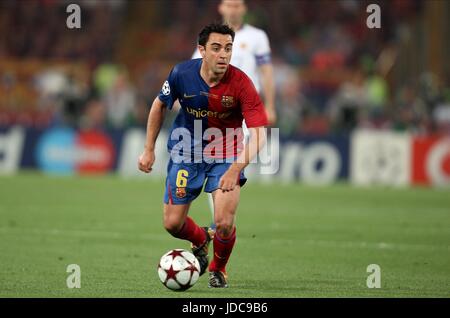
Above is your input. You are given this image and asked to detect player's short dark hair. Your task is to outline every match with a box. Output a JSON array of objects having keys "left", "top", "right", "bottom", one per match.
[{"left": 197, "top": 23, "right": 235, "bottom": 47}]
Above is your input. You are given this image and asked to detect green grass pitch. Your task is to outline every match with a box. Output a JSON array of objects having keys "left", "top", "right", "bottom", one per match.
[{"left": 0, "top": 173, "right": 449, "bottom": 297}]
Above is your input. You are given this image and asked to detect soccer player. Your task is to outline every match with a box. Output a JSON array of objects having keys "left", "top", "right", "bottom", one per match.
[
  {"left": 138, "top": 23, "right": 268, "bottom": 288},
  {"left": 193, "top": 0, "right": 276, "bottom": 226}
]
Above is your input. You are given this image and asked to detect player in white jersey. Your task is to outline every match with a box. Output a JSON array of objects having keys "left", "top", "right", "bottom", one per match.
[{"left": 192, "top": 0, "right": 276, "bottom": 225}]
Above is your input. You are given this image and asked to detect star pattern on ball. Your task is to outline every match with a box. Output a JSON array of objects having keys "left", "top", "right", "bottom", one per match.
[
  {"left": 186, "top": 261, "right": 198, "bottom": 276},
  {"left": 167, "top": 249, "right": 184, "bottom": 259},
  {"left": 164, "top": 265, "right": 180, "bottom": 283}
]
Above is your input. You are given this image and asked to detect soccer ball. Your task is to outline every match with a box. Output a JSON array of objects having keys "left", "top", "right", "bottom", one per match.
[{"left": 157, "top": 249, "right": 201, "bottom": 291}]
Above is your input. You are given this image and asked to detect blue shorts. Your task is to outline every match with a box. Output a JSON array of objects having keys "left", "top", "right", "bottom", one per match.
[{"left": 164, "top": 159, "right": 247, "bottom": 205}]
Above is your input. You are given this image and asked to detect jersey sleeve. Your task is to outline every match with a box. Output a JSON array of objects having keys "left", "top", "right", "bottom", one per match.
[
  {"left": 239, "top": 74, "right": 268, "bottom": 127},
  {"left": 157, "top": 67, "right": 180, "bottom": 110},
  {"left": 254, "top": 30, "right": 272, "bottom": 66}
]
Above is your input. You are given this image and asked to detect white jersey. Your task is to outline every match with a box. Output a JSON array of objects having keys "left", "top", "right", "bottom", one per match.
[{"left": 192, "top": 24, "right": 271, "bottom": 93}]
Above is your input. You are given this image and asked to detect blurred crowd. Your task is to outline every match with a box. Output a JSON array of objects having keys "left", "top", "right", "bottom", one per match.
[{"left": 0, "top": 0, "right": 449, "bottom": 135}]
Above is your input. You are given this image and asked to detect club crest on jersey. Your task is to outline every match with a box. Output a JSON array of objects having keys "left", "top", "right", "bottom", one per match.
[
  {"left": 176, "top": 187, "right": 186, "bottom": 198},
  {"left": 221, "top": 95, "right": 234, "bottom": 108}
]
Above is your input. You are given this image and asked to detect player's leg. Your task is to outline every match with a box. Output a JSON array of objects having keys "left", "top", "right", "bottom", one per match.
[
  {"left": 204, "top": 161, "right": 247, "bottom": 287},
  {"left": 163, "top": 161, "right": 213, "bottom": 275},
  {"left": 163, "top": 202, "right": 205, "bottom": 247},
  {"left": 163, "top": 202, "right": 212, "bottom": 276},
  {"left": 208, "top": 186, "right": 241, "bottom": 288}
]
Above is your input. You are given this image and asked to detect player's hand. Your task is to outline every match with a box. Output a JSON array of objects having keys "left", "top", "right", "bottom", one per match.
[
  {"left": 138, "top": 150, "right": 155, "bottom": 173},
  {"left": 219, "top": 167, "right": 240, "bottom": 192},
  {"left": 265, "top": 107, "right": 277, "bottom": 126}
]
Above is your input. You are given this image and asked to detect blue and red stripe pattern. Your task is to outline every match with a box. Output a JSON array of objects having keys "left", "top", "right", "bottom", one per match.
[{"left": 157, "top": 59, "right": 268, "bottom": 162}]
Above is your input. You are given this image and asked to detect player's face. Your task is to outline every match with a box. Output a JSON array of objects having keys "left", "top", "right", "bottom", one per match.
[
  {"left": 219, "top": 0, "right": 246, "bottom": 26},
  {"left": 199, "top": 33, "right": 233, "bottom": 75}
]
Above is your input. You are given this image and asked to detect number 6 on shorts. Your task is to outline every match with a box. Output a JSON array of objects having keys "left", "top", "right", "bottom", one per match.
[{"left": 176, "top": 169, "right": 189, "bottom": 188}]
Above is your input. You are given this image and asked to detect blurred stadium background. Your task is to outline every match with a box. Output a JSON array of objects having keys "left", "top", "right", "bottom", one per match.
[
  {"left": 1, "top": 0, "right": 449, "bottom": 185},
  {"left": 0, "top": 0, "right": 449, "bottom": 297}
]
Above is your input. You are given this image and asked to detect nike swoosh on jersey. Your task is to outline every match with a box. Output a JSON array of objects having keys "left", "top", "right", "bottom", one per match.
[{"left": 183, "top": 93, "right": 197, "bottom": 98}]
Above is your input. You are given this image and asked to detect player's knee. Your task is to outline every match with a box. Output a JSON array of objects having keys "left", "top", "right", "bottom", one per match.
[
  {"left": 163, "top": 216, "right": 183, "bottom": 236},
  {"left": 215, "top": 222, "right": 234, "bottom": 238}
]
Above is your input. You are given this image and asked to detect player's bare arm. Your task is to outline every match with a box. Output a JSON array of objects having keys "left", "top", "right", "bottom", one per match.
[
  {"left": 219, "top": 126, "right": 267, "bottom": 192},
  {"left": 138, "top": 97, "right": 167, "bottom": 173},
  {"left": 259, "top": 63, "right": 276, "bottom": 125}
]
